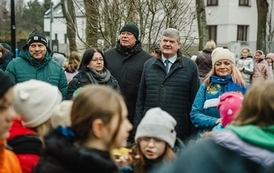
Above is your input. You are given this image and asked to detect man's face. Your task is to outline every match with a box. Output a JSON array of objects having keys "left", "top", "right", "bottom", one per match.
[
  {"left": 119, "top": 31, "right": 137, "bottom": 48},
  {"left": 160, "top": 36, "right": 181, "bottom": 58},
  {"left": 29, "top": 43, "right": 47, "bottom": 61}
]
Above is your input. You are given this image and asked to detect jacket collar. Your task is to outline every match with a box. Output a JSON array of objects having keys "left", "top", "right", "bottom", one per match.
[
  {"left": 115, "top": 40, "right": 143, "bottom": 56},
  {"left": 43, "top": 129, "right": 119, "bottom": 173}
]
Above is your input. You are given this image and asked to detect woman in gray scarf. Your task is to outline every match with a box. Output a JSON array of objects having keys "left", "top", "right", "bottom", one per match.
[{"left": 66, "top": 48, "right": 120, "bottom": 100}]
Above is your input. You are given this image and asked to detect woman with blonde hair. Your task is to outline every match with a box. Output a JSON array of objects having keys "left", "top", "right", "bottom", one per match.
[
  {"left": 34, "top": 85, "right": 132, "bottom": 173},
  {"left": 64, "top": 51, "right": 81, "bottom": 83},
  {"left": 152, "top": 79, "right": 274, "bottom": 173},
  {"left": 190, "top": 47, "right": 248, "bottom": 138}
]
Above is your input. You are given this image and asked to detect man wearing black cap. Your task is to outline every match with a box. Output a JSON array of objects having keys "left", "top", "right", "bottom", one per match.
[
  {"left": 5, "top": 31, "right": 67, "bottom": 99},
  {"left": 105, "top": 24, "right": 151, "bottom": 143}
]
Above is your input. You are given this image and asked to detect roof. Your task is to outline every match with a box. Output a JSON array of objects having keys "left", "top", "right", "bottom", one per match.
[{"left": 44, "top": 1, "right": 85, "bottom": 18}]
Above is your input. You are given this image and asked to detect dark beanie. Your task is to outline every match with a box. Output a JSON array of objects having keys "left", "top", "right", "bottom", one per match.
[
  {"left": 27, "top": 31, "right": 48, "bottom": 47},
  {"left": 0, "top": 43, "right": 12, "bottom": 51},
  {"left": 120, "top": 24, "right": 139, "bottom": 40},
  {"left": 0, "top": 70, "right": 14, "bottom": 98}
]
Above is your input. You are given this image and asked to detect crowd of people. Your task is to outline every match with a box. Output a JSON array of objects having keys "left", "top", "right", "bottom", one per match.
[{"left": 1, "top": 24, "right": 274, "bottom": 173}]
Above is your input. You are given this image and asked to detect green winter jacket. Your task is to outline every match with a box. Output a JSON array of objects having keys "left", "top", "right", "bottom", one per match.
[
  {"left": 5, "top": 45, "right": 67, "bottom": 99},
  {"left": 226, "top": 124, "right": 274, "bottom": 152}
]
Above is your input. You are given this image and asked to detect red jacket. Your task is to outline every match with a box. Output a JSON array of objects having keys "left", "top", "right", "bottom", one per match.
[{"left": 7, "top": 119, "right": 42, "bottom": 173}]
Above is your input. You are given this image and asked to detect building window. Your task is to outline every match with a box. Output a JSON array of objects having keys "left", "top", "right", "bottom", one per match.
[
  {"left": 237, "top": 25, "right": 248, "bottom": 41},
  {"left": 208, "top": 25, "right": 217, "bottom": 43},
  {"left": 55, "top": 34, "right": 58, "bottom": 40},
  {"left": 64, "top": 34, "right": 67, "bottom": 44},
  {"left": 239, "top": 0, "right": 250, "bottom": 6},
  {"left": 207, "top": 0, "right": 218, "bottom": 6}
]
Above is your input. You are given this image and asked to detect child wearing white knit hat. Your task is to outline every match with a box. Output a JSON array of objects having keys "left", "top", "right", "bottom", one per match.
[
  {"left": 117, "top": 107, "right": 185, "bottom": 173},
  {"left": 12, "top": 79, "right": 62, "bottom": 131},
  {"left": 7, "top": 79, "right": 62, "bottom": 173}
]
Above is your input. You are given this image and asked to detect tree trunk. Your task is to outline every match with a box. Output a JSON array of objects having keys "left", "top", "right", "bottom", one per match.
[
  {"left": 256, "top": 0, "right": 268, "bottom": 52},
  {"left": 196, "top": 0, "right": 208, "bottom": 51},
  {"left": 60, "top": 0, "right": 77, "bottom": 52},
  {"left": 84, "top": 0, "right": 99, "bottom": 48}
]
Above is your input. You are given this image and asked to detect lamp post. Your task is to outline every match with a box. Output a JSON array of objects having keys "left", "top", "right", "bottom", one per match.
[
  {"left": 10, "top": 0, "right": 16, "bottom": 56},
  {"left": 50, "top": 3, "right": 53, "bottom": 51}
]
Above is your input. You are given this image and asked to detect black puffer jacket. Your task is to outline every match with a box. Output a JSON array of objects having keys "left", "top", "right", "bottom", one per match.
[
  {"left": 195, "top": 49, "right": 213, "bottom": 78},
  {"left": 135, "top": 55, "right": 200, "bottom": 141},
  {"left": 105, "top": 41, "right": 151, "bottom": 126},
  {"left": 33, "top": 129, "right": 120, "bottom": 173},
  {"left": 66, "top": 70, "right": 120, "bottom": 100}
]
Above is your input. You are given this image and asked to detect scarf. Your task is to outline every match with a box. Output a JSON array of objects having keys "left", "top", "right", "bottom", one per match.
[
  {"left": 86, "top": 67, "right": 111, "bottom": 84},
  {"left": 210, "top": 75, "right": 246, "bottom": 94}
]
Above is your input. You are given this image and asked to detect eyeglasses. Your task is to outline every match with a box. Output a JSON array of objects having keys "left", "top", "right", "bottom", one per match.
[
  {"left": 139, "top": 137, "right": 165, "bottom": 146},
  {"left": 91, "top": 58, "right": 104, "bottom": 62}
]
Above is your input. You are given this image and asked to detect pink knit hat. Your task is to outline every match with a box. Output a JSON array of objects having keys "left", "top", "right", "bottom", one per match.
[
  {"left": 266, "top": 53, "right": 274, "bottom": 62},
  {"left": 217, "top": 92, "right": 244, "bottom": 127},
  {"left": 255, "top": 50, "right": 265, "bottom": 59}
]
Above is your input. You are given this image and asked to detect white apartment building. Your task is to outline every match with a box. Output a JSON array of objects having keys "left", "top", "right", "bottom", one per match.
[{"left": 205, "top": 0, "right": 258, "bottom": 58}]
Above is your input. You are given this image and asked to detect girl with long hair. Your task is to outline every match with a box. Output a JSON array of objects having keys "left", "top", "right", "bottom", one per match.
[
  {"left": 64, "top": 51, "right": 81, "bottom": 83},
  {"left": 34, "top": 85, "right": 132, "bottom": 173},
  {"left": 251, "top": 50, "right": 270, "bottom": 83},
  {"left": 117, "top": 107, "right": 184, "bottom": 173}
]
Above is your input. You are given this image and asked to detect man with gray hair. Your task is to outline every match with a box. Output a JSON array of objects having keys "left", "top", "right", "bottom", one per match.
[{"left": 134, "top": 28, "right": 200, "bottom": 142}]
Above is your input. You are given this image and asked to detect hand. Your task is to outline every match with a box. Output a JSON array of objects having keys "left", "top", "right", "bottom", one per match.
[
  {"left": 115, "top": 149, "right": 140, "bottom": 167},
  {"left": 216, "top": 118, "right": 222, "bottom": 124}
]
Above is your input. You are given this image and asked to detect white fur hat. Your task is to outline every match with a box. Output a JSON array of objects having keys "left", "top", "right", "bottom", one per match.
[
  {"left": 51, "top": 100, "right": 73, "bottom": 128},
  {"left": 212, "top": 47, "right": 235, "bottom": 66},
  {"left": 135, "top": 107, "right": 177, "bottom": 148},
  {"left": 13, "top": 79, "right": 62, "bottom": 128}
]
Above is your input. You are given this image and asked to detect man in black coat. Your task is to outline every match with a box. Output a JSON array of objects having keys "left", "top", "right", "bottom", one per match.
[
  {"left": 105, "top": 24, "right": 151, "bottom": 143},
  {"left": 134, "top": 28, "right": 200, "bottom": 142}
]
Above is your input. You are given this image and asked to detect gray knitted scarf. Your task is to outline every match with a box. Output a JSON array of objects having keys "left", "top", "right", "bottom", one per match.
[{"left": 86, "top": 67, "right": 111, "bottom": 84}]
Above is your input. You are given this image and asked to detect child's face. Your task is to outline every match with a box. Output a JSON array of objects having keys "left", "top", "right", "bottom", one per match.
[
  {"left": 241, "top": 50, "right": 249, "bottom": 58},
  {"left": 255, "top": 53, "right": 262, "bottom": 61},
  {"left": 266, "top": 57, "right": 273, "bottom": 63},
  {"left": 139, "top": 137, "right": 166, "bottom": 160},
  {"left": 110, "top": 101, "right": 132, "bottom": 148},
  {"left": 0, "top": 88, "right": 16, "bottom": 139}
]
